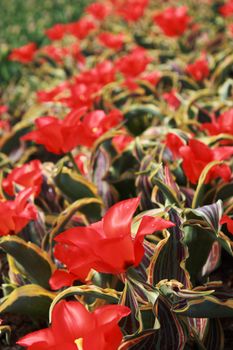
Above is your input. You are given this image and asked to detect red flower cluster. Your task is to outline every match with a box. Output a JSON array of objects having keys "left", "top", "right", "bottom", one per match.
[
  {"left": 186, "top": 56, "right": 210, "bottom": 81},
  {"left": 86, "top": 2, "right": 112, "bottom": 20},
  {"left": 3, "top": 160, "right": 42, "bottom": 197},
  {"left": 115, "top": 0, "right": 149, "bottom": 22},
  {"left": 18, "top": 300, "right": 130, "bottom": 350},
  {"left": 98, "top": 32, "right": 125, "bottom": 51},
  {"left": 153, "top": 6, "right": 191, "bottom": 37},
  {"left": 22, "top": 108, "right": 123, "bottom": 154},
  {"left": 50, "top": 197, "right": 174, "bottom": 289},
  {"left": 0, "top": 189, "right": 37, "bottom": 236},
  {"left": 8, "top": 43, "right": 37, "bottom": 63}
]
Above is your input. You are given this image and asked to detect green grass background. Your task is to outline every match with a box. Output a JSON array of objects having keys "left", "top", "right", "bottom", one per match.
[{"left": 0, "top": 0, "right": 90, "bottom": 84}]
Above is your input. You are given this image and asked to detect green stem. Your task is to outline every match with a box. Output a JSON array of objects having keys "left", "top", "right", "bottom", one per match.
[{"left": 68, "top": 152, "right": 81, "bottom": 175}]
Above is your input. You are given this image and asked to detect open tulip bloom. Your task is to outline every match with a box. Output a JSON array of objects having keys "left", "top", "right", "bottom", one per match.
[
  {"left": 50, "top": 197, "right": 175, "bottom": 289},
  {"left": 17, "top": 300, "right": 131, "bottom": 350}
]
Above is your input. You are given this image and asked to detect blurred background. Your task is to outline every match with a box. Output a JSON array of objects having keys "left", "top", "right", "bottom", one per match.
[{"left": 0, "top": 0, "right": 90, "bottom": 84}]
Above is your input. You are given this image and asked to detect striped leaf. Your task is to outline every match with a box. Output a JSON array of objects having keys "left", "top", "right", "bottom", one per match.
[
  {"left": 0, "top": 236, "right": 55, "bottom": 289},
  {"left": 0, "top": 285, "right": 55, "bottom": 318},
  {"left": 148, "top": 209, "right": 190, "bottom": 288}
]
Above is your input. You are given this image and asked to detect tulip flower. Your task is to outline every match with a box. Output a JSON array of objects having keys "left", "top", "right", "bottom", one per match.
[
  {"left": 67, "top": 18, "right": 96, "bottom": 40},
  {"left": 50, "top": 197, "right": 174, "bottom": 289},
  {"left": 201, "top": 109, "right": 233, "bottom": 136},
  {"left": 186, "top": 57, "right": 209, "bottom": 81},
  {"left": 220, "top": 215, "right": 233, "bottom": 235},
  {"left": 116, "top": 0, "right": 149, "bottom": 22},
  {"left": 116, "top": 48, "right": 152, "bottom": 78},
  {"left": 0, "top": 188, "right": 37, "bottom": 236},
  {"left": 98, "top": 32, "right": 124, "bottom": 50},
  {"left": 17, "top": 300, "right": 130, "bottom": 350},
  {"left": 85, "top": 2, "right": 111, "bottom": 20},
  {"left": 2, "top": 160, "right": 42, "bottom": 197},
  {"left": 21, "top": 108, "right": 123, "bottom": 154},
  {"left": 165, "top": 133, "right": 185, "bottom": 159},
  {"left": 219, "top": 0, "right": 233, "bottom": 17},
  {"left": 112, "top": 134, "right": 134, "bottom": 153},
  {"left": 8, "top": 43, "right": 37, "bottom": 64},
  {"left": 153, "top": 7, "right": 191, "bottom": 37},
  {"left": 0, "top": 105, "right": 8, "bottom": 115},
  {"left": 45, "top": 23, "right": 68, "bottom": 41},
  {"left": 163, "top": 90, "right": 181, "bottom": 110},
  {"left": 179, "top": 139, "right": 233, "bottom": 184}
]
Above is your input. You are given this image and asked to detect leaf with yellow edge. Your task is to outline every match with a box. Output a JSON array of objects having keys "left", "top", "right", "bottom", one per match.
[
  {"left": 49, "top": 197, "right": 103, "bottom": 245},
  {"left": 0, "top": 235, "right": 55, "bottom": 289},
  {"left": 49, "top": 285, "right": 120, "bottom": 322},
  {"left": 192, "top": 160, "right": 224, "bottom": 209},
  {"left": 54, "top": 165, "right": 102, "bottom": 220},
  {"left": 0, "top": 284, "right": 55, "bottom": 318}
]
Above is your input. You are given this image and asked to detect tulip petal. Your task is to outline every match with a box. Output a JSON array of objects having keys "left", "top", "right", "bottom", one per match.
[{"left": 103, "top": 197, "right": 140, "bottom": 238}]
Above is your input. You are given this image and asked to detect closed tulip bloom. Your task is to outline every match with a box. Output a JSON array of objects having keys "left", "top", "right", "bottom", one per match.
[
  {"left": 17, "top": 300, "right": 131, "bottom": 350},
  {"left": 50, "top": 197, "right": 174, "bottom": 289},
  {"left": 3, "top": 160, "right": 42, "bottom": 197}
]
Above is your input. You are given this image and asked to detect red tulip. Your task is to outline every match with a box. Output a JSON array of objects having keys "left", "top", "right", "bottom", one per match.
[
  {"left": 186, "top": 57, "right": 209, "bottom": 81},
  {"left": 86, "top": 2, "right": 111, "bottom": 20},
  {"left": 59, "top": 60, "right": 116, "bottom": 109},
  {"left": 116, "top": 48, "right": 152, "bottom": 78},
  {"left": 112, "top": 134, "right": 134, "bottom": 153},
  {"left": 179, "top": 139, "right": 233, "bottom": 184},
  {"left": 50, "top": 198, "right": 174, "bottom": 289},
  {"left": 8, "top": 43, "right": 37, "bottom": 64},
  {"left": 0, "top": 188, "right": 37, "bottom": 236},
  {"left": 220, "top": 215, "right": 233, "bottom": 235},
  {"left": 163, "top": 90, "right": 181, "bottom": 110},
  {"left": 37, "top": 82, "right": 69, "bottom": 103},
  {"left": 165, "top": 133, "right": 185, "bottom": 159},
  {"left": 2, "top": 160, "right": 42, "bottom": 197},
  {"left": 17, "top": 300, "right": 130, "bottom": 350},
  {"left": 74, "top": 153, "right": 88, "bottom": 176},
  {"left": 140, "top": 71, "right": 162, "bottom": 86},
  {"left": 0, "top": 105, "right": 8, "bottom": 115},
  {"left": 116, "top": 0, "right": 149, "bottom": 22},
  {"left": 45, "top": 23, "right": 68, "bottom": 41},
  {"left": 98, "top": 32, "right": 124, "bottom": 50},
  {"left": 21, "top": 108, "right": 123, "bottom": 154},
  {"left": 201, "top": 109, "right": 233, "bottom": 136},
  {"left": 67, "top": 18, "right": 96, "bottom": 40},
  {"left": 219, "top": 0, "right": 233, "bottom": 17},
  {"left": 153, "top": 7, "right": 191, "bottom": 37},
  {"left": 21, "top": 108, "right": 87, "bottom": 154}
]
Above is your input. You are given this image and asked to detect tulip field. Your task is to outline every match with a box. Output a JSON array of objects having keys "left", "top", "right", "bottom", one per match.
[{"left": 1, "top": 0, "right": 233, "bottom": 349}]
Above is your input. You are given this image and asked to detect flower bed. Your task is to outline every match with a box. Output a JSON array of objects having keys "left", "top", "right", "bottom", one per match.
[{"left": 0, "top": 0, "right": 233, "bottom": 349}]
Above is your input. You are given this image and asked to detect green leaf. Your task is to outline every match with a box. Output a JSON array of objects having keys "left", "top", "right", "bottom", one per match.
[
  {"left": 54, "top": 165, "right": 102, "bottom": 221},
  {"left": 124, "top": 105, "right": 161, "bottom": 136},
  {"left": 192, "top": 160, "right": 224, "bottom": 208},
  {"left": 148, "top": 209, "right": 190, "bottom": 288},
  {"left": 0, "top": 284, "right": 55, "bottom": 318},
  {"left": 0, "top": 236, "right": 55, "bottom": 289},
  {"left": 49, "top": 285, "right": 120, "bottom": 322}
]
